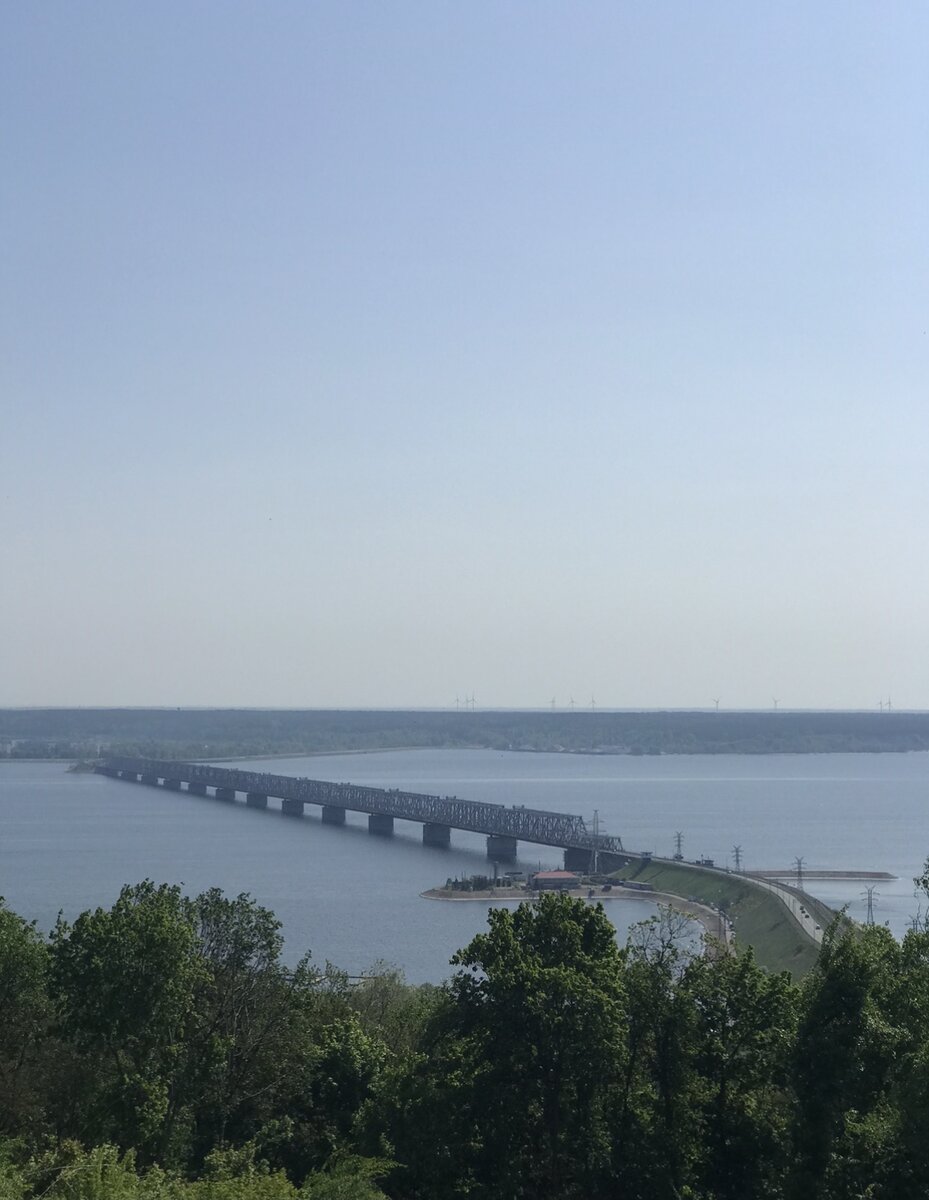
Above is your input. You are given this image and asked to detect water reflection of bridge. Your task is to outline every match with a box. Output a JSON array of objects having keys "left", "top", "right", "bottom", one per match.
[{"left": 97, "top": 757, "right": 645, "bottom": 868}]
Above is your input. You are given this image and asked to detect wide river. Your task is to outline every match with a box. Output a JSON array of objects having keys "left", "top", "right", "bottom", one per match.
[{"left": 1, "top": 749, "right": 927, "bottom": 981}]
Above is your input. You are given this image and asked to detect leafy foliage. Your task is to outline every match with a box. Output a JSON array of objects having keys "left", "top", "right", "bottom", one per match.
[{"left": 5, "top": 875, "right": 929, "bottom": 1197}]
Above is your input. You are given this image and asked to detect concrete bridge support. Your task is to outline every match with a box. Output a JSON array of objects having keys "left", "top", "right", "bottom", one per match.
[
  {"left": 246, "top": 792, "right": 268, "bottom": 809},
  {"left": 487, "top": 835, "right": 518, "bottom": 862},
  {"left": 215, "top": 787, "right": 236, "bottom": 802},
  {"left": 564, "top": 847, "right": 592, "bottom": 872},
  {"left": 163, "top": 778, "right": 182, "bottom": 791},
  {"left": 187, "top": 782, "right": 208, "bottom": 796},
  {"left": 423, "top": 822, "right": 451, "bottom": 848},
  {"left": 564, "top": 848, "right": 630, "bottom": 873},
  {"left": 368, "top": 813, "right": 394, "bottom": 836},
  {"left": 282, "top": 799, "right": 304, "bottom": 817},
  {"left": 141, "top": 774, "right": 159, "bottom": 786},
  {"left": 322, "top": 805, "right": 346, "bottom": 825},
  {"left": 598, "top": 851, "right": 630, "bottom": 874}
]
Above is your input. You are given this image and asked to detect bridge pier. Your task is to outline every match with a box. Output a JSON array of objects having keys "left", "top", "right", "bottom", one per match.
[
  {"left": 487, "top": 835, "right": 518, "bottom": 862},
  {"left": 598, "top": 851, "right": 630, "bottom": 873},
  {"left": 564, "top": 847, "right": 593, "bottom": 872},
  {"left": 96, "top": 760, "right": 639, "bottom": 874},
  {"left": 423, "top": 822, "right": 451, "bottom": 848}
]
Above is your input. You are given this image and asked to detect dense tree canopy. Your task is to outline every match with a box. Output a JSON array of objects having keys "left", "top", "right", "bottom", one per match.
[{"left": 3, "top": 880, "right": 929, "bottom": 1198}]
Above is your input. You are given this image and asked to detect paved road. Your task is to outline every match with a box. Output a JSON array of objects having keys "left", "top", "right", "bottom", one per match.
[{"left": 746, "top": 875, "right": 825, "bottom": 945}]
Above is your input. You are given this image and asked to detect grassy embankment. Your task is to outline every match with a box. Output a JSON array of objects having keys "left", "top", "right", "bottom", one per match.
[{"left": 613, "top": 858, "right": 825, "bottom": 977}]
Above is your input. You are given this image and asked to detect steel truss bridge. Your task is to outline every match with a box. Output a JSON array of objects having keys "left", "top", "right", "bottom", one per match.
[{"left": 98, "top": 757, "right": 638, "bottom": 864}]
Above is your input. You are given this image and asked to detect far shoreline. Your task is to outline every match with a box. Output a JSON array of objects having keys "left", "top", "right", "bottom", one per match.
[{"left": 4, "top": 743, "right": 929, "bottom": 770}]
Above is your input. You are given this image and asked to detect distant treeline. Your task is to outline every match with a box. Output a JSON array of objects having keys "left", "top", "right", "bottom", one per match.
[
  {"left": 4, "top": 882, "right": 929, "bottom": 1200},
  {"left": 2, "top": 707, "right": 929, "bottom": 760}
]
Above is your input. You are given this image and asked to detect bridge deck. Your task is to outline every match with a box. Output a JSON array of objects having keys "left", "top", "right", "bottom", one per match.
[{"left": 101, "top": 757, "right": 630, "bottom": 855}]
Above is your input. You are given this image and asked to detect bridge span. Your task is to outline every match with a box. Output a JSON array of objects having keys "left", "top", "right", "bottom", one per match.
[{"left": 96, "top": 757, "right": 643, "bottom": 869}]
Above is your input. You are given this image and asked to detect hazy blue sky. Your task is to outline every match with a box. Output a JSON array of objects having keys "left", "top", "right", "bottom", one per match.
[{"left": 2, "top": 3, "right": 927, "bottom": 709}]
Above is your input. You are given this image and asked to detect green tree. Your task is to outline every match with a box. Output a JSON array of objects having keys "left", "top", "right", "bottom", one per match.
[
  {"left": 610, "top": 911, "right": 700, "bottom": 1199},
  {"left": 0, "top": 901, "right": 50, "bottom": 1136},
  {"left": 379, "top": 894, "right": 627, "bottom": 1200},
  {"left": 183, "top": 890, "right": 312, "bottom": 1164},
  {"left": 789, "top": 923, "right": 904, "bottom": 1200},
  {"left": 49, "top": 882, "right": 206, "bottom": 1160},
  {"left": 269, "top": 1015, "right": 388, "bottom": 1185},
  {"left": 682, "top": 949, "right": 798, "bottom": 1200},
  {"left": 862, "top": 863, "right": 929, "bottom": 1196},
  {"left": 346, "top": 968, "right": 437, "bottom": 1057},
  {"left": 301, "top": 1156, "right": 390, "bottom": 1200}
]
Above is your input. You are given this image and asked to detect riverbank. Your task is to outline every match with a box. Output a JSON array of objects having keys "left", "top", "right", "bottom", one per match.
[
  {"left": 421, "top": 885, "right": 729, "bottom": 947},
  {"left": 422, "top": 858, "right": 834, "bottom": 976}
]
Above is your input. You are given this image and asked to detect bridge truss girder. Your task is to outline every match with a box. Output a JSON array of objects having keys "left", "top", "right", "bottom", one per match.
[{"left": 102, "top": 757, "right": 626, "bottom": 855}]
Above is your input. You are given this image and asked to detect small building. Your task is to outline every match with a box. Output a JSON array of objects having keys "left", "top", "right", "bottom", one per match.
[{"left": 532, "top": 870, "right": 580, "bottom": 891}]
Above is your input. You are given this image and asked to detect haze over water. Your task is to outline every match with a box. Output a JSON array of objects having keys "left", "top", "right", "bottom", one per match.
[{"left": 2, "top": 749, "right": 927, "bottom": 980}]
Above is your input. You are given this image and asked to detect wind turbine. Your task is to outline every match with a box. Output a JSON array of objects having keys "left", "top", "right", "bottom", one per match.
[
  {"left": 455, "top": 695, "right": 460, "bottom": 713},
  {"left": 590, "top": 696, "right": 596, "bottom": 711},
  {"left": 469, "top": 694, "right": 476, "bottom": 712},
  {"left": 772, "top": 698, "right": 779, "bottom": 712},
  {"left": 712, "top": 698, "right": 720, "bottom": 713},
  {"left": 550, "top": 697, "right": 556, "bottom": 712},
  {"left": 569, "top": 697, "right": 576, "bottom": 711},
  {"left": 879, "top": 699, "right": 884, "bottom": 714}
]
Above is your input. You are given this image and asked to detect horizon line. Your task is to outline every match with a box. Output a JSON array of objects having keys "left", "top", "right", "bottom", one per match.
[{"left": 0, "top": 705, "right": 925, "bottom": 716}]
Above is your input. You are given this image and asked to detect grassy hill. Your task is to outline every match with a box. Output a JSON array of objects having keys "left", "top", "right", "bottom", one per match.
[{"left": 613, "top": 858, "right": 825, "bottom": 976}]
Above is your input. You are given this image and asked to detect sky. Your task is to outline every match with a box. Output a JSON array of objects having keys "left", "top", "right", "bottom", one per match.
[{"left": 2, "top": 3, "right": 927, "bottom": 710}]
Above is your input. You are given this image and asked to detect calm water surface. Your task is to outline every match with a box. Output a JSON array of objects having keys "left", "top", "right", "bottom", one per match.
[{"left": 2, "top": 749, "right": 927, "bottom": 978}]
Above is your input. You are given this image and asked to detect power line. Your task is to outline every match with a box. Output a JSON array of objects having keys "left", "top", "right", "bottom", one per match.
[{"left": 862, "top": 885, "right": 879, "bottom": 925}]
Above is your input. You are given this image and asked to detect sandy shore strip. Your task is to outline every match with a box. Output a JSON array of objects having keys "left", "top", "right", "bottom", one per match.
[{"left": 421, "top": 887, "right": 730, "bottom": 947}]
